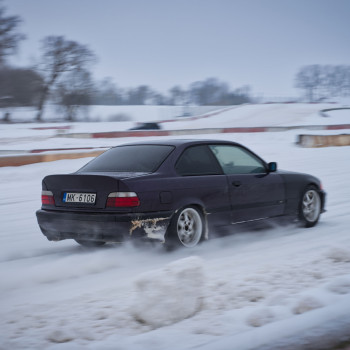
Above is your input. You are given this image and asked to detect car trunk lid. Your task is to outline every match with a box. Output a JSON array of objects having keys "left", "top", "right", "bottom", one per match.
[{"left": 43, "top": 173, "right": 143, "bottom": 210}]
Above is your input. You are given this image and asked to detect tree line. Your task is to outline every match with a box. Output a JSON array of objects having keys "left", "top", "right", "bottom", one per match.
[
  {"left": 295, "top": 65, "right": 350, "bottom": 102},
  {"left": 0, "top": 3, "right": 251, "bottom": 121},
  {"left": 93, "top": 78, "right": 251, "bottom": 107}
]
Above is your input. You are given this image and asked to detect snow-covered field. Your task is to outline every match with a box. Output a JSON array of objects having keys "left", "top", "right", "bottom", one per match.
[{"left": 1, "top": 104, "right": 350, "bottom": 349}]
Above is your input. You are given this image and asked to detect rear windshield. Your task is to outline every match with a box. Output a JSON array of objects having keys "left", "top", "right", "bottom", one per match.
[{"left": 79, "top": 145, "right": 174, "bottom": 173}]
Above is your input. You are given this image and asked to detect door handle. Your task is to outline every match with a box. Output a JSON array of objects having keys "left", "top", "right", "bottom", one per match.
[{"left": 232, "top": 181, "right": 241, "bottom": 187}]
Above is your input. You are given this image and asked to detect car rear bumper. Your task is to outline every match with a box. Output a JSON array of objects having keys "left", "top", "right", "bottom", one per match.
[{"left": 36, "top": 209, "right": 173, "bottom": 243}]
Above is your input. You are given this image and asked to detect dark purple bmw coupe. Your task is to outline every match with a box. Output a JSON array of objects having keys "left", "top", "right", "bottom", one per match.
[{"left": 36, "top": 139, "right": 326, "bottom": 248}]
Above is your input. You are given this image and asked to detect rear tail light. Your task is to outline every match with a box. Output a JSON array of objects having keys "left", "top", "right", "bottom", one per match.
[
  {"left": 106, "top": 192, "right": 140, "bottom": 207},
  {"left": 42, "top": 190, "right": 55, "bottom": 205}
]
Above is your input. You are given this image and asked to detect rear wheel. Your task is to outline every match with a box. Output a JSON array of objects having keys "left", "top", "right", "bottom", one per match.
[
  {"left": 299, "top": 186, "right": 321, "bottom": 227},
  {"left": 75, "top": 239, "right": 106, "bottom": 247},
  {"left": 166, "top": 206, "right": 204, "bottom": 249}
]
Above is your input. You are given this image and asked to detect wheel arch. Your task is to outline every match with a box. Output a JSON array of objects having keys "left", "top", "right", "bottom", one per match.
[
  {"left": 279, "top": 172, "right": 324, "bottom": 216},
  {"left": 187, "top": 203, "right": 209, "bottom": 240}
]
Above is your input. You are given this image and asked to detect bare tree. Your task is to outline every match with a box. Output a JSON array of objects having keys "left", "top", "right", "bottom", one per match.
[
  {"left": 0, "top": 67, "right": 43, "bottom": 106},
  {"left": 92, "top": 78, "right": 126, "bottom": 105},
  {"left": 168, "top": 85, "right": 186, "bottom": 105},
  {"left": 333, "top": 65, "right": 350, "bottom": 97},
  {"left": 36, "top": 35, "right": 96, "bottom": 121},
  {"left": 296, "top": 65, "right": 350, "bottom": 101},
  {"left": 295, "top": 65, "right": 324, "bottom": 102},
  {"left": 125, "top": 85, "right": 154, "bottom": 105},
  {"left": 55, "top": 69, "right": 93, "bottom": 121},
  {"left": 0, "top": 2, "right": 25, "bottom": 66},
  {"left": 343, "top": 66, "right": 350, "bottom": 97},
  {"left": 188, "top": 78, "right": 249, "bottom": 105}
]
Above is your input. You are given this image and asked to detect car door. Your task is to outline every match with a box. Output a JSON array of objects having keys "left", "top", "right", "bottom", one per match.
[
  {"left": 209, "top": 144, "right": 285, "bottom": 223},
  {"left": 174, "top": 145, "right": 232, "bottom": 226}
]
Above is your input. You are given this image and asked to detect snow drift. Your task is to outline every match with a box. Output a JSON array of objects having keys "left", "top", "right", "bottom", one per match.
[{"left": 132, "top": 256, "right": 204, "bottom": 328}]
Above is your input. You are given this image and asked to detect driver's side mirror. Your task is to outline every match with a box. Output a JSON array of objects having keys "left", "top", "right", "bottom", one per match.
[{"left": 268, "top": 162, "right": 277, "bottom": 172}]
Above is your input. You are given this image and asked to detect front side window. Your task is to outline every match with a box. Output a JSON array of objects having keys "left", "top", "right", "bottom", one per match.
[
  {"left": 79, "top": 145, "right": 174, "bottom": 173},
  {"left": 176, "top": 145, "right": 223, "bottom": 176},
  {"left": 209, "top": 145, "right": 266, "bottom": 174}
]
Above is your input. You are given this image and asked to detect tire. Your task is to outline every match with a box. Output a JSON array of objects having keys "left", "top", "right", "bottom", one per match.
[
  {"left": 166, "top": 206, "right": 204, "bottom": 249},
  {"left": 75, "top": 239, "right": 106, "bottom": 247},
  {"left": 299, "top": 186, "right": 322, "bottom": 227}
]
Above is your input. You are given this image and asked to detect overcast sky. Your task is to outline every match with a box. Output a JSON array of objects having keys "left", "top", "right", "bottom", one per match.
[{"left": 5, "top": 0, "right": 350, "bottom": 98}]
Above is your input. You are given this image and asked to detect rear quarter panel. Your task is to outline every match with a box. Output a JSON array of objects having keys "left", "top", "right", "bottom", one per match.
[{"left": 125, "top": 174, "right": 232, "bottom": 226}]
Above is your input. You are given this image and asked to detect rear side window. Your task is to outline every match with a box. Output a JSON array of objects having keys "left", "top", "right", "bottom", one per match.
[
  {"left": 79, "top": 145, "right": 174, "bottom": 173},
  {"left": 175, "top": 145, "right": 223, "bottom": 176}
]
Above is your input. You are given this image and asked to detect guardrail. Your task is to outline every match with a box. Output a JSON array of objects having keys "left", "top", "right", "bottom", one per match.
[{"left": 55, "top": 124, "right": 350, "bottom": 139}]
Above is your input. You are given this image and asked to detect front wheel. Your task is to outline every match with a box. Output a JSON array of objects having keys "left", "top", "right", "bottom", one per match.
[
  {"left": 166, "top": 206, "right": 204, "bottom": 249},
  {"left": 299, "top": 186, "right": 321, "bottom": 227}
]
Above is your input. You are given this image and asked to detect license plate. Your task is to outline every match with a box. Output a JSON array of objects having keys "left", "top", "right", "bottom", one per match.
[{"left": 63, "top": 192, "right": 96, "bottom": 204}]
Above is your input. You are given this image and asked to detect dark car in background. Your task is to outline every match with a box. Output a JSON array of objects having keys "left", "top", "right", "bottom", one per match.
[
  {"left": 36, "top": 139, "right": 326, "bottom": 248},
  {"left": 129, "top": 122, "right": 161, "bottom": 130}
]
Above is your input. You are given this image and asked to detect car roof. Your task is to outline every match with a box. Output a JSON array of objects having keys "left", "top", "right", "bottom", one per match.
[{"left": 115, "top": 139, "right": 239, "bottom": 147}]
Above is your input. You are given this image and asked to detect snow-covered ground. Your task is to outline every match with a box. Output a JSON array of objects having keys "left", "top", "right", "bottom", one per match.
[
  {"left": 162, "top": 103, "right": 349, "bottom": 129},
  {"left": 1, "top": 104, "right": 350, "bottom": 349}
]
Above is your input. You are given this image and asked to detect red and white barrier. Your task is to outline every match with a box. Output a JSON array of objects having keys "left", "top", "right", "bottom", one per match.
[{"left": 57, "top": 124, "right": 350, "bottom": 139}]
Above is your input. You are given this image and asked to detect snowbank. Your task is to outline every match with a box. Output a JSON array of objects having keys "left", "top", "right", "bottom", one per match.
[{"left": 132, "top": 256, "right": 204, "bottom": 328}]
